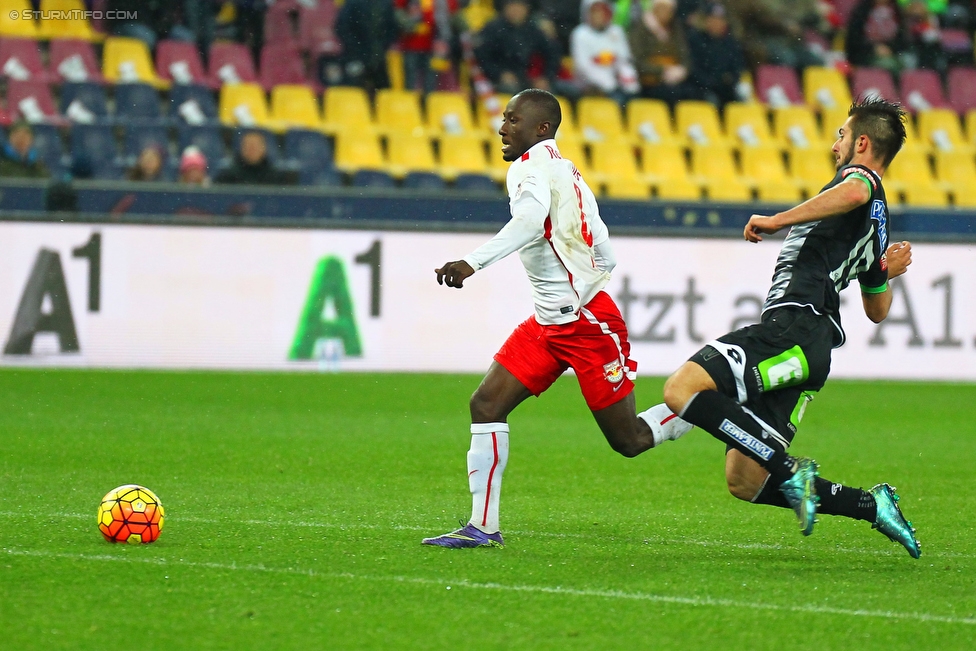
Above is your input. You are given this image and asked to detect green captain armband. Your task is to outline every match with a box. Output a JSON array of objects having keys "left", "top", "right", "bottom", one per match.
[
  {"left": 860, "top": 281, "right": 888, "bottom": 294},
  {"left": 846, "top": 171, "right": 874, "bottom": 195}
]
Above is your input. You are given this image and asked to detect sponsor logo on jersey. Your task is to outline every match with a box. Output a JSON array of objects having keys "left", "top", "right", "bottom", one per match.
[
  {"left": 842, "top": 166, "right": 877, "bottom": 190},
  {"left": 870, "top": 199, "right": 888, "bottom": 250},
  {"left": 719, "top": 419, "right": 775, "bottom": 460},
  {"left": 603, "top": 360, "right": 624, "bottom": 384}
]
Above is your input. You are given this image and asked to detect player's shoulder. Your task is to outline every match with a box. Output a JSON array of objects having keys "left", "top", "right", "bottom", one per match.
[{"left": 839, "top": 164, "right": 880, "bottom": 192}]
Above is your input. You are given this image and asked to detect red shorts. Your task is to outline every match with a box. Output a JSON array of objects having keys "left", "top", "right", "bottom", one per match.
[{"left": 494, "top": 291, "right": 637, "bottom": 411}]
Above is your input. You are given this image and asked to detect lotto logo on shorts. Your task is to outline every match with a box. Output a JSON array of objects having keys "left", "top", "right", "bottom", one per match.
[
  {"left": 602, "top": 360, "right": 624, "bottom": 384},
  {"left": 719, "top": 419, "right": 775, "bottom": 460}
]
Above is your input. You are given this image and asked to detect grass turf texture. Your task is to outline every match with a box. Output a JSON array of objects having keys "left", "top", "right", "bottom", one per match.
[{"left": 0, "top": 369, "right": 974, "bottom": 650}]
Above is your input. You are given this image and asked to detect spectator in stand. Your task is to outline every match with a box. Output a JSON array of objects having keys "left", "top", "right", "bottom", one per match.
[
  {"left": 628, "top": 0, "right": 702, "bottom": 105},
  {"left": 474, "top": 0, "right": 561, "bottom": 94},
  {"left": 215, "top": 131, "right": 294, "bottom": 186},
  {"left": 571, "top": 0, "right": 641, "bottom": 104},
  {"left": 178, "top": 146, "right": 210, "bottom": 186},
  {"left": 105, "top": 0, "right": 202, "bottom": 51},
  {"left": 902, "top": 0, "right": 947, "bottom": 71},
  {"left": 614, "top": 0, "right": 704, "bottom": 29},
  {"left": 539, "top": 0, "right": 581, "bottom": 51},
  {"left": 687, "top": 2, "right": 745, "bottom": 107},
  {"left": 725, "top": 0, "right": 825, "bottom": 68},
  {"left": 336, "top": 0, "right": 400, "bottom": 93},
  {"left": 127, "top": 145, "right": 166, "bottom": 182},
  {"left": 394, "top": 0, "right": 464, "bottom": 93},
  {"left": 0, "top": 121, "right": 48, "bottom": 179},
  {"left": 846, "top": 0, "right": 908, "bottom": 73}
]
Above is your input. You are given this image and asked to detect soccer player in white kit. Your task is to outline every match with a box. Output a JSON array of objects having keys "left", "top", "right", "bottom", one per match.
[{"left": 422, "top": 89, "right": 686, "bottom": 548}]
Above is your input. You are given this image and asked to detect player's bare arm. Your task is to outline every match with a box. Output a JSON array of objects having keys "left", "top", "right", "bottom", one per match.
[
  {"left": 744, "top": 178, "right": 872, "bottom": 243},
  {"left": 861, "top": 241, "right": 912, "bottom": 323},
  {"left": 435, "top": 260, "right": 475, "bottom": 288}
]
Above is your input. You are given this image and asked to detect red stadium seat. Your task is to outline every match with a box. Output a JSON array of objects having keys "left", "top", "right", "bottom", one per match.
[
  {"left": 0, "top": 37, "right": 51, "bottom": 83},
  {"left": 259, "top": 44, "right": 317, "bottom": 91},
  {"left": 850, "top": 67, "right": 898, "bottom": 103},
  {"left": 207, "top": 42, "right": 258, "bottom": 89},
  {"left": 299, "top": 0, "right": 342, "bottom": 57},
  {"left": 900, "top": 69, "right": 949, "bottom": 113},
  {"left": 754, "top": 65, "right": 804, "bottom": 107},
  {"left": 5, "top": 80, "right": 64, "bottom": 125},
  {"left": 947, "top": 67, "right": 976, "bottom": 115},
  {"left": 49, "top": 39, "right": 103, "bottom": 83},
  {"left": 156, "top": 40, "right": 207, "bottom": 86},
  {"left": 264, "top": 2, "right": 300, "bottom": 51}
]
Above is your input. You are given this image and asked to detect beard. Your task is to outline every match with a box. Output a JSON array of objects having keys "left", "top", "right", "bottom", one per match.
[{"left": 835, "top": 142, "right": 855, "bottom": 169}]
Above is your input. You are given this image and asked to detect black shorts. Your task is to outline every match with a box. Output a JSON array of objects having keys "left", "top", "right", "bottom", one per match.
[{"left": 690, "top": 306, "right": 833, "bottom": 452}]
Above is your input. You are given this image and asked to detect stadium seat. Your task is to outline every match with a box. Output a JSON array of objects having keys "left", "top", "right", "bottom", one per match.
[
  {"left": 850, "top": 67, "right": 898, "bottom": 103},
  {"left": 438, "top": 134, "right": 488, "bottom": 179},
  {"left": 899, "top": 69, "right": 948, "bottom": 113},
  {"left": 156, "top": 40, "right": 207, "bottom": 86},
  {"left": 231, "top": 127, "right": 281, "bottom": 164},
  {"left": 754, "top": 65, "right": 804, "bottom": 107},
  {"left": 0, "top": 37, "right": 51, "bottom": 83},
  {"left": 589, "top": 140, "right": 646, "bottom": 190},
  {"left": 819, "top": 105, "right": 849, "bottom": 142},
  {"left": 115, "top": 82, "right": 167, "bottom": 125},
  {"left": 386, "top": 132, "right": 438, "bottom": 178},
  {"left": 0, "top": 0, "right": 38, "bottom": 38},
  {"left": 283, "top": 128, "right": 334, "bottom": 185},
  {"left": 576, "top": 96, "right": 627, "bottom": 143},
  {"left": 259, "top": 44, "right": 315, "bottom": 92},
  {"left": 454, "top": 173, "right": 498, "bottom": 193},
  {"left": 903, "top": 183, "right": 949, "bottom": 207},
  {"left": 322, "top": 86, "right": 374, "bottom": 134},
  {"left": 375, "top": 89, "right": 425, "bottom": 136},
  {"left": 269, "top": 84, "right": 323, "bottom": 131},
  {"left": 402, "top": 171, "right": 446, "bottom": 190},
  {"left": 740, "top": 145, "right": 791, "bottom": 189},
  {"left": 788, "top": 149, "right": 836, "bottom": 195},
  {"left": 552, "top": 137, "right": 592, "bottom": 178},
  {"left": 639, "top": 143, "right": 688, "bottom": 184},
  {"left": 426, "top": 91, "right": 478, "bottom": 138},
  {"left": 603, "top": 177, "right": 651, "bottom": 200},
  {"left": 555, "top": 95, "right": 579, "bottom": 140},
  {"left": 965, "top": 110, "right": 976, "bottom": 147},
  {"left": 176, "top": 124, "right": 227, "bottom": 170},
  {"left": 475, "top": 93, "right": 510, "bottom": 135},
  {"left": 218, "top": 82, "right": 270, "bottom": 127},
  {"left": 626, "top": 98, "right": 677, "bottom": 145},
  {"left": 947, "top": 67, "right": 976, "bottom": 115},
  {"left": 773, "top": 105, "right": 829, "bottom": 151},
  {"left": 885, "top": 149, "right": 936, "bottom": 199},
  {"left": 69, "top": 123, "right": 120, "bottom": 178},
  {"left": 351, "top": 169, "right": 396, "bottom": 188},
  {"left": 28, "top": 122, "right": 66, "bottom": 174},
  {"left": 122, "top": 125, "right": 170, "bottom": 166},
  {"left": 60, "top": 81, "right": 109, "bottom": 123},
  {"left": 102, "top": 37, "right": 166, "bottom": 87},
  {"left": 5, "top": 80, "right": 62, "bottom": 124},
  {"left": 803, "top": 67, "right": 852, "bottom": 111},
  {"left": 37, "top": 0, "right": 98, "bottom": 41},
  {"left": 207, "top": 42, "right": 258, "bottom": 88},
  {"left": 654, "top": 176, "right": 701, "bottom": 200},
  {"left": 690, "top": 144, "right": 739, "bottom": 184},
  {"left": 49, "top": 39, "right": 103, "bottom": 83},
  {"left": 169, "top": 84, "right": 219, "bottom": 125},
  {"left": 299, "top": 0, "right": 342, "bottom": 57},
  {"left": 675, "top": 101, "right": 727, "bottom": 147},
  {"left": 757, "top": 180, "right": 803, "bottom": 203},
  {"left": 724, "top": 102, "right": 773, "bottom": 149},
  {"left": 264, "top": 2, "right": 300, "bottom": 51},
  {"left": 934, "top": 149, "right": 976, "bottom": 193},
  {"left": 704, "top": 177, "right": 752, "bottom": 202},
  {"left": 917, "top": 108, "right": 971, "bottom": 153},
  {"left": 334, "top": 131, "right": 386, "bottom": 173}
]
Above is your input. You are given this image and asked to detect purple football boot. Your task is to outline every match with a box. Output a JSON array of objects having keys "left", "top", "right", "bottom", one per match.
[{"left": 422, "top": 522, "right": 504, "bottom": 548}]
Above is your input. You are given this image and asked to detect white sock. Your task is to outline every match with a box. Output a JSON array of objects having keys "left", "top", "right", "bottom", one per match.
[
  {"left": 467, "top": 422, "right": 509, "bottom": 533},
  {"left": 638, "top": 403, "right": 693, "bottom": 447}
]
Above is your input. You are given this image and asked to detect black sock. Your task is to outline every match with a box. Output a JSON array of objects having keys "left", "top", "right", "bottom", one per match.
[
  {"left": 752, "top": 476, "right": 877, "bottom": 522},
  {"left": 681, "top": 391, "right": 797, "bottom": 483}
]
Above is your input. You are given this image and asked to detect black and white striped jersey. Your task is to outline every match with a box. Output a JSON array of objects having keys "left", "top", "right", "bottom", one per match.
[{"left": 762, "top": 164, "right": 890, "bottom": 347}]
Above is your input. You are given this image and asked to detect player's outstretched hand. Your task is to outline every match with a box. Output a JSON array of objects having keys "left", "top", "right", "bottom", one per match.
[
  {"left": 435, "top": 260, "right": 475, "bottom": 288},
  {"left": 886, "top": 241, "right": 912, "bottom": 279},
  {"left": 744, "top": 214, "right": 780, "bottom": 243}
]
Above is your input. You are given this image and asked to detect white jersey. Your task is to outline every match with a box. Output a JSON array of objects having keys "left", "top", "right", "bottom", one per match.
[{"left": 462, "top": 139, "right": 614, "bottom": 325}]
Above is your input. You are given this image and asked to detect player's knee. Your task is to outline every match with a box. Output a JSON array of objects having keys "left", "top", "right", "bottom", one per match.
[
  {"left": 469, "top": 388, "right": 502, "bottom": 423},
  {"left": 662, "top": 375, "right": 690, "bottom": 415},
  {"left": 725, "top": 468, "right": 759, "bottom": 502},
  {"left": 608, "top": 435, "right": 643, "bottom": 458}
]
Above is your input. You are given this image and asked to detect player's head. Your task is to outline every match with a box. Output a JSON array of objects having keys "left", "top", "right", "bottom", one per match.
[
  {"left": 498, "top": 89, "right": 562, "bottom": 162},
  {"left": 832, "top": 96, "right": 907, "bottom": 170}
]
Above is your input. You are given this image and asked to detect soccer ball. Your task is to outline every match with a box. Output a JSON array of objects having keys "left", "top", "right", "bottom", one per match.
[{"left": 97, "top": 485, "right": 165, "bottom": 544}]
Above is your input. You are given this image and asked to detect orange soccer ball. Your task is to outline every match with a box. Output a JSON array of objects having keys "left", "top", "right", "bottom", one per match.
[{"left": 97, "top": 485, "right": 165, "bottom": 544}]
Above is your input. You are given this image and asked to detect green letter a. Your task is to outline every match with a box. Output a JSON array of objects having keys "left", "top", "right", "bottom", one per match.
[{"left": 289, "top": 256, "right": 362, "bottom": 359}]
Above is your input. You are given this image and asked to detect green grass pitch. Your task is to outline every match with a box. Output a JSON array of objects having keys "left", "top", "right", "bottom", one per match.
[{"left": 1, "top": 369, "right": 974, "bottom": 650}]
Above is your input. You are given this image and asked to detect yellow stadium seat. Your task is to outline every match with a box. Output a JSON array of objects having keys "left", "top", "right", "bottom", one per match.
[
  {"left": 917, "top": 108, "right": 972, "bottom": 152},
  {"left": 463, "top": 0, "right": 496, "bottom": 32},
  {"left": 885, "top": 149, "right": 935, "bottom": 194},
  {"left": 386, "top": 133, "right": 438, "bottom": 178},
  {"left": 269, "top": 84, "right": 322, "bottom": 131},
  {"left": 627, "top": 98, "right": 677, "bottom": 145},
  {"left": 0, "top": 0, "right": 38, "bottom": 37},
  {"left": 819, "top": 105, "right": 848, "bottom": 142},
  {"left": 705, "top": 178, "right": 753, "bottom": 202},
  {"left": 554, "top": 138, "right": 592, "bottom": 179},
  {"left": 37, "top": 0, "right": 98, "bottom": 40},
  {"left": 219, "top": 82, "right": 270, "bottom": 127},
  {"left": 724, "top": 102, "right": 773, "bottom": 148},
  {"left": 577, "top": 96, "right": 627, "bottom": 143},
  {"left": 740, "top": 145, "right": 790, "bottom": 188},
  {"left": 654, "top": 176, "right": 701, "bottom": 201},
  {"left": 334, "top": 131, "right": 386, "bottom": 173},
  {"left": 965, "top": 109, "right": 976, "bottom": 147},
  {"left": 903, "top": 184, "right": 949, "bottom": 207},
  {"left": 102, "top": 37, "right": 166, "bottom": 87},
  {"left": 375, "top": 89, "right": 425, "bottom": 136},
  {"left": 773, "top": 106, "right": 829, "bottom": 150},
  {"left": 934, "top": 150, "right": 976, "bottom": 189},
  {"left": 676, "top": 100, "right": 727, "bottom": 147},
  {"left": 803, "top": 67, "right": 852, "bottom": 111},
  {"left": 438, "top": 134, "right": 488, "bottom": 179},
  {"left": 690, "top": 144, "right": 740, "bottom": 183},
  {"left": 758, "top": 180, "right": 803, "bottom": 203},
  {"left": 590, "top": 140, "right": 641, "bottom": 184},
  {"left": 427, "top": 91, "right": 478, "bottom": 138},
  {"left": 789, "top": 149, "right": 836, "bottom": 195},
  {"left": 952, "top": 183, "right": 976, "bottom": 207},
  {"left": 475, "top": 93, "right": 511, "bottom": 134},
  {"left": 639, "top": 143, "right": 688, "bottom": 183},
  {"left": 322, "top": 86, "right": 374, "bottom": 134},
  {"left": 555, "top": 95, "right": 580, "bottom": 140},
  {"left": 604, "top": 178, "right": 651, "bottom": 200}
]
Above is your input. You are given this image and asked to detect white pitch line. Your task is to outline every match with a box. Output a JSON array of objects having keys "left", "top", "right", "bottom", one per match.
[
  {"left": 0, "top": 510, "right": 965, "bottom": 559},
  {"left": 4, "top": 547, "right": 975, "bottom": 626}
]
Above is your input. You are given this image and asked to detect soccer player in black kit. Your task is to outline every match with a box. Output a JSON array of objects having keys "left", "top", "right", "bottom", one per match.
[{"left": 649, "top": 97, "right": 922, "bottom": 558}]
